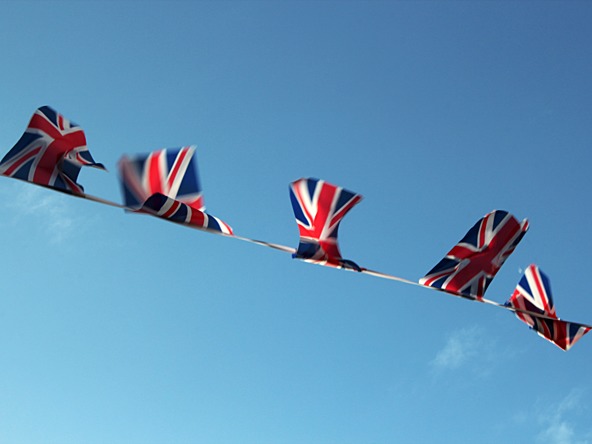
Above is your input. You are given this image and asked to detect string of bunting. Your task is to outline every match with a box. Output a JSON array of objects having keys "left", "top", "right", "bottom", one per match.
[{"left": 1, "top": 106, "right": 589, "bottom": 351}]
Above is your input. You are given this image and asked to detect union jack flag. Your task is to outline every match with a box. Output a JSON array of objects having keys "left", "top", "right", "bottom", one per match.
[
  {"left": 506, "top": 264, "right": 590, "bottom": 351},
  {"left": 0, "top": 106, "right": 105, "bottom": 195},
  {"left": 289, "top": 178, "right": 362, "bottom": 270},
  {"left": 118, "top": 146, "right": 232, "bottom": 235},
  {"left": 420, "top": 210, "right": 529, "bottom": 299}
]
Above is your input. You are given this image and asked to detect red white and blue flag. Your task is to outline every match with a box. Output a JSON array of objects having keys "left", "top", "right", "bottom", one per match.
[
  {"left": 506, "top": 264, "right": 590, "bottom": 351},
  {"left": 118, "top": 146, "right": 232, "bottom": 234},
  {"left": 289, "top": 178, "right": 362, "bottom": 270},
  {"left": 420, "top": 210, "right": 529, "bottom": 299},
  {"left": 0, "top": 106, "right": 105, "bottom": 195}
]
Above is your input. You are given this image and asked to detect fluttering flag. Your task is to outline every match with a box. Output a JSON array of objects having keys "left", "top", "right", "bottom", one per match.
[
  {"left": 0, "top": 106, "right": 105, "bottom": 195},
  {"left": 118, "top": 146, "right": 232, "bottom": 234},
  {"left": 420, "top": 210, "right": 529, "bottom": 299},
  {"left": 506, "top": 264, "right": 590, "bottom": 351},
  {"left": 289, "top": 178, "right": 362, "bottom": 270}
]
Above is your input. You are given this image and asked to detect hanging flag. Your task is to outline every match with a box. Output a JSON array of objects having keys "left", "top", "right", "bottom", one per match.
[
  {"left": 506, "top": 264, "right": 590, "bottom": 351},
  {"left": 118, "top": 146, "right": 232, "bottom": 234},
  {"left": 420, "top": 210, "right": 528, "bottom": 299},
  {"left": 0, "top": 106, "right": 105, "bottom": 195},
  {"left": 289, "top": 177, "right": 362, "bottom": 270}
]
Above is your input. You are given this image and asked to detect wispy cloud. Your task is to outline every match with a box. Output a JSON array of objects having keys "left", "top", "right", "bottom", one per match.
[
  {"left": 536, "top": 390, "right": 591, "bottom": 444},
  {"left": 2, "top": 182, "right": 84, "bottom": 244},
  {"left": 430, "top": 326, "right": 485, "bottom": 371}
]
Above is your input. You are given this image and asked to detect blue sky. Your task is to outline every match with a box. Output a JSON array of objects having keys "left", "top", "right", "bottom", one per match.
[{"left": 0, "top": 1, "right": 591, "bottom": 443}]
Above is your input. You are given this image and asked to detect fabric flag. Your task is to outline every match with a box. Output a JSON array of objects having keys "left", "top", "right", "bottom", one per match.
[
  {"left": 118, "top": 146, "right": 232, "bottom": 234},
  {"left": 506, "top": 264, "right": 590, "bottom": 351},
  {"left": 289, "top": 177, "right": 362, "bottom": 271},
  {"left": 0, "top": 106, "right": 105, "bottom": 195},
  {"left": 420, "top": 210, "right": 529, "bottom": 299}
]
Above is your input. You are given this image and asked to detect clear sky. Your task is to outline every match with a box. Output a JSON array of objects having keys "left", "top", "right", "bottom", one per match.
[{"left": 0, "top": 1, "right": 591, "bottom": 443}]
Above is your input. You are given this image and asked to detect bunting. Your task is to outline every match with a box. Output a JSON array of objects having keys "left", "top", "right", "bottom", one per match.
[{"left": 1, "top": 106, "right": 589, "bottom": 351}]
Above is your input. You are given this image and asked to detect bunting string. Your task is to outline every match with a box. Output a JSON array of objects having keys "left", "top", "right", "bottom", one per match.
[{"left": 1, "top": 106, "right": 589, "bottom": 351}]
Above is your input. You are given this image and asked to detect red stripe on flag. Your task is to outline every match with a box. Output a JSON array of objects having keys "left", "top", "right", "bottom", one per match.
[
  {"left": 166, "top": 147, "right": 189, "bottom": 191},
  {"left": 162, "top": 200, "right": 181, "bottom": 218},
  {"left": 147, "top": 151, "right": 163, "bottom": 195},
  {"left": 531, "top": 267, "right": 553, "bottom": 315},
  {"left": 33, "top": 140, "right": 65, "bottom": 185},
  {"left": 189, "top": 209, "right": 206, "bottom": 227},
  {"left": 3, "top": 146, "right": 42, "bottom": 176}
]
